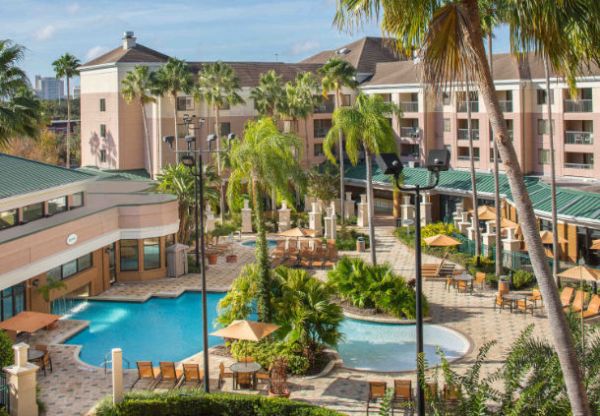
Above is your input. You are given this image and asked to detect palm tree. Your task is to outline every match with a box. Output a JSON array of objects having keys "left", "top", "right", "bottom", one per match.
[
  {"left": 0, "top": 40, "right": 41, "bottom": 148},
  {"left": 196, "top": 61, "right": 245, "bottom": 222},
  {"left": 121, "top": 65, "right": 156, "bottom": 176},
  {"left": 52, "top": 53, "right": 80, "bottom": 168},
  {"left": 465, "top": 78, "right": 481, "bottom": 260},
  {"left": 227, "top": 117, "right": 304, "bottom": 321},
  {"left": 324, "top": 93, "right": 400, "bottom": 265},
  {"left": 319, "top": 58, "right": 358, "bottom": 224},
  {"left": 250, "top": 70, "right": 284, "bottom": 117},
  {"left": 153, "top": 58, "right": 194, "bottom": 161},
  {"left": 334, "top": 1, "right": 599, "bottom": 413}
]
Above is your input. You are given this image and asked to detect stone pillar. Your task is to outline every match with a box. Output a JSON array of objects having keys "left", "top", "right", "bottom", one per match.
[
  {"left": 467, "top": 217, "right": 481, "bottom": 241},
  {"left": 344, "top": 192, "right": 355, "bottom": 219},
  {"left": 241, "top": 199, "right": 253, "bottom": 233},
  {"left": 4, "top": 343, "right": 38, "bottom": 416},
  {"left": 309, "top": 202, "right": 322, "bottom": 236},
  {"left": 458, "top": 211, "right": 470, "bottom": 234},
  {"left": 316, "top": 199, "right": 324, "bottom": 214},
  {"left": 324, "top": 207, "right": 335, "bottom": 239},
  {"left": 481, "top": 221, "right": 496, "bottom": 256},
  {"left": 421, "top": 193, "right": 432, "bottom": 225},
  {"left": 112, "top": 348, "right": 123, "bottom": 405},
  {"left": 205, "top": 204, "right": 216, "bottom": 233},
  {"left": 357, "top": 194, "right": 369, "bottom": 227},
  {"left": 453, "top": 203, "right": 464, "bottom": 229},
  {"left": 278, "top": 201, "right": 291, "bottom": 232},
  {"left": 502, "top": 228, "right": 521, "bottom": 253},
  {"left": 304, "top": 195, "right": 314, "bottom": 212},
  {"left": 400, "top": 196, "right": 415, "bottom": 221}
]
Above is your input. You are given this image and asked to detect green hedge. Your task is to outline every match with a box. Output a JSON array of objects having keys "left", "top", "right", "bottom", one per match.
[{"left": 96, "top": 390, "right": 342, "bottom": 416}]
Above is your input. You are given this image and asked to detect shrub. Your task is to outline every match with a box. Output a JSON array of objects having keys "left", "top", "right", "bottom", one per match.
[
  {"left": 95, "top": 390, "right": 343, "bottom": 416},
  {"left": 511, "top": 269, "right": 535, "bottom": 290},
  {"left": 421, "top": 222, "right": 459, "bottom": 240},
  {"left": 335, "top": 227, "right": 369, "bottom": 250},
  {"left": 230, "top": 340, "right": 309, "bottom": 375},
  {"left": 0, "top": 330, "right": 13, "bottom": 369}
]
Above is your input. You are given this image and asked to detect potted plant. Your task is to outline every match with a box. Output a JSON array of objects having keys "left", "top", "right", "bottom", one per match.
[
  {"left": 206, "top": 251, "right": 219, "bottom": 265},
  {"left": 226, "top": 252, "right": 238, "bottom": 263},
  {"left": 268, "top": 357, "right": 290, "bottom": 398}
]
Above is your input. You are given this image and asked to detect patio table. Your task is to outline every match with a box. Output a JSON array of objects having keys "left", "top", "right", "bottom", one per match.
[
  {"left": 230, "top": 362, "right": 262, "bottom": 389},
  {"left": 453, "top": 274, "right": 474, "bottom": 293},
  {"left": 27, "top": 348, "right": 44, "bottom": 362},
  {"left": 502, "top": 293, "right": 529, "bottom": 312}
]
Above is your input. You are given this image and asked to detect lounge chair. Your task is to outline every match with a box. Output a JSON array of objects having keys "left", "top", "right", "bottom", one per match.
[
  {"left": 583, "top": 295, "right": 600, "bottom": 319},
  {"left": 425, "top": 382, "right": 439, "bottom": 411},
  {"left": 132, "top": 361, "right": 159, "bottom": 390},
  {"left": 392, "top": 379, "right": 413, "bottom": 413},
  {"left": 516, "top": 299, "right": 534, "bottom": 315},
  {"left": 560, "top": 287, "right": 575, "bottom": 308},
  {"left": 218, "top": 362, "right": 234, "bottom": 389},
  {"left": 178, "top": 363, "right": 203, "bottom": 388},
  {"left": 422, "top": 263, "right": 443, "bottom": 279},
  {"left": 564, "top": 289, "right": 586, "bottom": 313},
  {"left": 439, "top": 263, "right": 456, "bottom": 277},
  {"left": 528, "top": 289, "right": 543, "bottom": 308},
  {"left": 155, "top": 362, "right": 182, "bottom": 390},
  {"left": 475, "top": 272, "right": 486, "bottom": 290},
  {"left": 366, "top": 381, "right": 387, "bottom": 415},
  {"left": 493, "top": 294, "right": 509, "bottom": 312}
]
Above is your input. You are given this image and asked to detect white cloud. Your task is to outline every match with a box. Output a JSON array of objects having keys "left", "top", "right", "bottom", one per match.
[
  {"left": 290, "top": 40, "right": 320, "bottom": 55},
  {"left": 67, "top": 2, "right": 80, "bottom": 14},
  {"left": 34, "top": 24, "right": 56, "bottom": 41},
  {"left": 85, "top": 45, "right": 109, "bottom": 60}
]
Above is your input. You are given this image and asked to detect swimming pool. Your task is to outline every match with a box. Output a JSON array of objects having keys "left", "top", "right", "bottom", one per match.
[
  {"left": 65, "top": 292, "right": 469, "bottom": 371},
  {"left": 241, "top": 239, "right": 277, "bottom": 249}
]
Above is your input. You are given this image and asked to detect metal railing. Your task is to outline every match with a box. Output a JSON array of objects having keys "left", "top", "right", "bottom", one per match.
[
  {"left": 0, "top": 374, "right": 9, "bottom": 413},
  {"left": 498, "top": 100, "right": 513, "bottom": 112},
  {"left": 457, "top": 101, "right": 479, "bottom": 112},
  {"left": 400, "top": 101, "right": 419, "bottom": 112},
  {"left": 564, "top": 162, "right": 594, "bottom": 169},
  {"left": 101, "top": 352, "right": 132, "bottom": 375},
  {"left": 457, "top": 154, "right": 479, "bottom": 161},
  {"left": 564, "top": 99, "right": 592, "bottom": 112},
  {"left": 564, "top": 131, "right": 593, "bottom": 145},
  {"left": 314, "top": 102, "right": 335, "bottom": 113},
  {"left": 457, "top": 128, "right": 479, "bottom": 140},
  {"left": 400, "top": 127, "right": 419, "bottom": 138}
]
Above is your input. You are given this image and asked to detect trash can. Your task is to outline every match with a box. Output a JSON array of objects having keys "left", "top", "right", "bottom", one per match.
[
  {"left": 356, "top": 237, "right": 366, "bottom": 252},
  {"left": 498, "top": 275, "right": 510, "bottom": 295},
  {"left": 166, "top": 244, "right": 189, "bottom": 277}
]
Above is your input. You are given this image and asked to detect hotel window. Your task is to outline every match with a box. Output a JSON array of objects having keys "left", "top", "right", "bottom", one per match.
[
  {"left": 166, "top": 234, "right": 176, "bottom": 246},
  {"left": 143, "top": 238, "right": 161, "bottom": 270},
  {"left": 538, "top": 149, "right": 550, "bottom": 165},
  {"left": 99, "top": 149, "right": 107, "bottom": 163},
  {"left": 442, "top": 92, "right": 451, "bottom": 105},
  {"left": 444, "top": 145, "right": 452, "bottom": 158},
  {"left": 47, "top": 254, "right": 93, "bottom": 281},
  {"left": 47, "top": 196, "right": 67, "bottom": 216},
  {"left": 0, "top": 209, "right": 17, "bottom": 230},
  {"left": 443, "top": 118, "right": 451, "bottom": 132},
  {"left": 537, "top": 119, "right": 555, "bottom": 135},
  {"left": 100, "top": 98, "right": 106, "bottom": 112},
  {"left": 342, "top": 94, "right": 352, "bottom": 106},
  {"left": 22, "top": 202, "right": 44, "bottom": 223},
  {"left": 0, "top": 283, "right": 25, "bottom": 322},
  {"left": 314, "top": 143, "right": 324, "bottom": 157},
  {"left": 176, "top": 96, "right": 194, "bottom": 111},
  {"left": 220, "top": 122, "right": 231, "bottom": 136},
  {"left": 537, "top": 89, "right": 554, "bottom": 105},
  {"left": 120, "top": 240, "right": 139, "bottom": 271},
  {"left": 100, "top": 124, "right": 106, "bottom": 138},
  {"left": 70, "top": 192, "right": 84, "bottom": 209}
]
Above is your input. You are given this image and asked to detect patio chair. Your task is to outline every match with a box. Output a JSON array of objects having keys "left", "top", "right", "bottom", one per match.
[
  {"left": 218, "top": 362, "right": 234, "bottom": 389},
  {"left": 272, "top": 240, "right": 286, "bottom": 257},
  {"left": 33, "top": 344, "right": 53, "bottom": 376},
  {"left": 445, "top": 276, "right": 456, "bottom": 291},
  {"left": 493, "top": 294, "right": 509, "bottom": 312},
  {"left": 516, "top": 299, "right": 534, "bottom": 316},
  {"left": 564, "top": 289, "right": 586, "bottom": 313},
  {"left": 155, "top": 362, "right": 182, "bottom": 390},
  {"left": 256, "top": 364, "right": 272, "bottom": 389},
  {"left": 178, "top": 363, "right": 203, "bottom": 389},
  {"left": 528, "top": 289, "right": 543, "bottom": 308},
  {"left": 455, "top": 280, "right": 469, "bottom": 294},
  {"left": 583, "top": 295, "right": 600, "bottom": 319},
  {"left": 560, "top": 287, "right": 575, "bottom": 308},
  {"left": 422, "top": 263, "right": 443, "bottom": 279},
  {"left": 235, "top": 370, "right": 254, "bottom": 390},
  {"left": 312, "top": 246, "right": 327, "bottom": 268},
  {"left": 132, "top": 361, "right": 159, "bottom": 390},
  {"left": 475, "top": 272, "right": 486, "bottom": 290},
  {"left": 392, "top": 379, "right": 413, "bottom": 414},
  {"left": 366, "top": 381, "right": 387, "bottom": 415}
]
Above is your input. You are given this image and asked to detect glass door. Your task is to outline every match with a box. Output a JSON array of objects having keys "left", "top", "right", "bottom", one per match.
[{"left": 107, "top": 243, "right": 117, "bottom": 284}]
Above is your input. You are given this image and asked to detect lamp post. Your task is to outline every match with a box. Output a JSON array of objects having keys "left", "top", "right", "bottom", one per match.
[
  {"left": 377, "top": 149, "right": 449, "bottom": 416},
  {"left": 162, "top": 126, "right": 236, "bottom": 394}
]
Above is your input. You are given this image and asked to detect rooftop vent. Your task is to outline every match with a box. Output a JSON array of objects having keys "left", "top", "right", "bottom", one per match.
[
  {"left": 336, "top": 47, "right": 350, "bottom": 55},
  {"left": 122, "top": 31, "right": 136, "bottom": 50}
]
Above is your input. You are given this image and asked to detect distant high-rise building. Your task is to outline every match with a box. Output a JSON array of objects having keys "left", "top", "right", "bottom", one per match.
[
  {"left": 34, "top": 75, "right": 65, "bottom": 100},
  {"left": 73, "top": 85, "right": 81, "bottom": 99}
]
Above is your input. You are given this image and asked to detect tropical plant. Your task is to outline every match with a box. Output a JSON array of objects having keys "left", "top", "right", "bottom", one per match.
[
  {"left": 306, "top": 162, "right": 340, "bottom": 205},
  {"left": 324, "top": 93, "right": 400, "bottom": 265},
  {"left": 230, "top": 340, "right": 309, "bottom": 375},
  {"left": 465, "top": 79, "right": 481, "bottom": 261},
  {"left": 421, "top": 222, "right": 459, "bottom": 240},
  {"left": 250, "top": 69, "right": 285, "bottom": 117},
  {"left": 153, "top": 58, "right": 194, "bottom": 158},
  {"left": 0, "top": 330, "right": 13, "bottom": 369},
  {"left": 37, "top": 277, "right": 67, "bottom": 302},
  {"left": 319, "top": 58, "right": 358, "bottom": 224},
  {"left": 121, "top": 65, "right": 156, "bottom": 176},
  {"left": 196, "top": 61, "right": 245, "bottom": 222},
  {"left": 333, "top": 1, "right": 597, "bottom": 412},
  {"left": 52, "top": 53, "right": 80, "bottom": 168},
  {"left": 511, "top": 269, "right": 534, "bottom": 290},
  {"left": 226, "top": 118, "right": 304, "bottom": 321},
  {"left": 0, "top": 40, "right": 41, "bottom": 149}
]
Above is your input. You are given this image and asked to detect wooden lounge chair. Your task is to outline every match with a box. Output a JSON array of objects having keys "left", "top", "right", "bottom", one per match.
[
  {"left": 218, "top": 362, "right": 234, "bottom": 389},
  {"left": 272, "top": 240, "right": 286, "bottom": 257},
  {"left": 528, "top": 289, "right": 543, "bottom": 308},
  {"left": 178, "top": 363, "right": 203, "bottom": 388},
  {"left": 366, "top": 381, "right": 387, "bottom": 415},
  {"left": 235, "top": 371, "right": 254, "bottom": 390},
  {"left": 392, "top": 379, "right": 413, "bottom": 412},
  {"left": 583, "top": 295, "right": 600, "bottom": 319},
  {"left": 560, "top": 287, "right": 575, "bottom": 308},
  {"left": 312, "top": 246, "right": 327, "bottom": 268},
  {"left": 33, "top": 344, "right": 52, "bottom": 376},
  {"left": 564, "top": 289, "right": 586, "bottom": 313},
  {"left": 516, "top": 299, "right": 534, "bottom": 315},
  {"left": 475, "top": 272, "right": 486, "bottom": 290},
  {"left": 493, "top": 294, "right": 509, "bottom": 312},
  {"left": 132, "top": 361, "right": 159, "bottom": 390},
  {"left": 155, "top": 362, "right": 182, "bottom": 390},
  {"left": 422, "top": 263, "right": 443, "bottom": 279}
]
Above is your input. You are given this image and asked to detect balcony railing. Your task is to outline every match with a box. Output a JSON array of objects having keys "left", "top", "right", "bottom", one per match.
[
  {"left": 400, "top": 101, "right": 419, "bottom": 112},
  {"left": 564, "top": 131, "right": 594, "bottom": 145},
  {"left": 498, "top": 100, "right": 513, "bottom": 112},
  {"left": 565, "top": 162, "right": 594, "bottom": 169},
  {"left": 458, "top": 154, "right": 479, "bottom": 161},
  {"left": 400, "top": 127, "right": 419, "bottom": 138},
  {"left": 458, "top": 128, "right": 479, "bottom": 140},
  {"left": 314, "top": 102, "right": 335, "bottom": 113},
  {"left": 564, "top": 99, "right": 592, "bottom": 112},
  {"left": 458, "top": 101, "right": 479, "bottom": 112},
  {"left": 314, "top": 128, "right": 330, "bottom": 138}
]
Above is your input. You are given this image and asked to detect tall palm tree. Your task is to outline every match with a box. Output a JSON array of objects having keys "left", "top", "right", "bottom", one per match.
[
  {"left": 324, "top": 93, "right": 400, "bottom": 265},
  {"left": 250, "top": 70, "right": 284, "bottom": 117},
  {"left": 153, "top": 58, "right": 194, "bottom": 161},
  {"left": 334, "top": 1, "right": 599, "bottom": 413},
  {"left": 227, "top": 117, "right": 304, "bottom": 321},
  {"left": 465, "top": 78, "right": 481, "bottom": 260},
  {"left": 0, "top": 40, "right": 41, "bottom": 148},
  {"left": 121, "top": 65, "right": 156, "bottom": 176},
  {"left": 319, "top": 58, "right": 358, "bottom": 224},
  {"left": 196, "top": 61, "right": 245, "bottom": 222},
  {"left": 52, "top": 53, "right": 80, "bottom": 168}
]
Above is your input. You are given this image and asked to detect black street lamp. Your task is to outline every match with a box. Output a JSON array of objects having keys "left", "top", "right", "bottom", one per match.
[{"left": 377, "top": 149, "right": 449, "bottom": 416}]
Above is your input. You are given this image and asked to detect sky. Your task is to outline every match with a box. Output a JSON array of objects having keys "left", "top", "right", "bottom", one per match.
[{"left": 2, "top": 0, "right": 511, "bottom": 88}]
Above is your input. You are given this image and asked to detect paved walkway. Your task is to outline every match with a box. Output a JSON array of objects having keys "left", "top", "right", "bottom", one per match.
[{"left": 34, "top": 224, "right": 552, "bottom": 415}]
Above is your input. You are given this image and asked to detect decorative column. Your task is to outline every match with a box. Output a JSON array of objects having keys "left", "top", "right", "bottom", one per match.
[
  {"left": 308, "top": 202, "right": 322, "bottom": 236},
  {"left": 400, "top": 195, "right": 415, "bottom": 221},
  {"left": 481, "top": 221, "right": 496, "bottom": 256},
  {"left": 344, "top": 192, "right": 355, "bottom": 219},
  {"left": 278, "top": 201, "right": 291, "bottom": 232},
  {"left": 357, "top": 194, "right": 369, "bottom": 227},
  {"left": 205, "top": 204, "right": 216, "bottom": 233},
  {"left": 112, "top": 348, "right": 123, "bottom": 405},
  {"left": 467, "top": 216, "right": 481, "bottom": 241},
  {"left": 304, "top": 195, "right": 314, "bottom": 212},
  {"left": 4, "top": 343, "right": 38, "bottom": 416},
  {"left": 457, "top": 211, "right": 470, "bottom": 235},
  {"left": 453, "top": 203, "right": 464, "bottom": 229},
  {"left": 241, "top": 199, "right": 253, "bottom": 233},
  {"left": 420, "top": 193, "right": 432, "bottom": 225},
  {"left": 324, "top": 206, "right": 334, "bottom": 239}
]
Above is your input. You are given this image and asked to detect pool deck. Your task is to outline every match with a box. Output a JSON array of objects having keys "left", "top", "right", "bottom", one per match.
[{"left": 33, "top": 222, "right": 552, "bottom": 415}]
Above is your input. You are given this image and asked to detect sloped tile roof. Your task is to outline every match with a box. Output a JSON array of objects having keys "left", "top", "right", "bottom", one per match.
[
  {"left": 80, "top": 44, "right": 170, "bottom": 68},
  {"left": 77, "top": 167, "right": 151, "bottom": 181}
]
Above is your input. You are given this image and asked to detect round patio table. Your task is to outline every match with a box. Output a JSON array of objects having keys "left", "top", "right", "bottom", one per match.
[
  {"left": 230, "top": 362, "right": 262, "bottom": 390},
  {"left": 27, "top": 349, "right": 44, "bottom": 362},
  {"left": 502, "top": 293, "right": 529, "bottom": 312},
  {"left": 453, "top": 274, "right": 474, "bottom": 293}
]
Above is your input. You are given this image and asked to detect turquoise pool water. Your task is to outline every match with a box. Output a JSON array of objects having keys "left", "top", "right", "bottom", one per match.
[
  {"left": 64, "top": 293, "right": 469, "bottom": 371},
  {"left": 241, "top": 239, "right": 277, "bottom": 249}
]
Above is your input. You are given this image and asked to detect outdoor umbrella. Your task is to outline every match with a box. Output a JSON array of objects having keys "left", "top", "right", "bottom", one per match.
[
  {"left": 591, "top": 239, "right": 600, "bottom": 251},
  {"left": 470, "top": 206, "right": 496, "bottom": 221},
  {"left": 211, "top": 320, "right": 280, "bottom": 342},
  {"left": 423, "top": 234, "right": 462, "bottom": 247},
  {"left": 557, "top": 265, "right": 600, "bottom": 282},
  {"left": 539, "top": 230, "right": 567, "bottom": 245},
  {"left": 277, "top": 227, "right": 316, "bottom": 238}
]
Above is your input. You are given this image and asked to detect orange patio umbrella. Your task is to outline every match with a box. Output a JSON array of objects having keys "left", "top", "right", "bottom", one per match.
[
  {"left": 0, "top": 311, "right": 60, "bottom": 334},
  {"left": 277, "top": 227, "right": 316, "bottom": 239},
  {"left": 591, "top": 239, "right": 600, "bottom": 251},
  {"left": 539, "top": 230, "right": 567, "bottom": 245},
  {"left": 558, "top": 265, "right": 600, "bottom": 282},
  {"left": 470, "top": 205, "right": 496, "bottom": 221},
  {"left": 211, "top": 320, "right": 280, "bottom": 342},
  {"left": 423, "top": 234, "right": 462, "bottom": 247}
]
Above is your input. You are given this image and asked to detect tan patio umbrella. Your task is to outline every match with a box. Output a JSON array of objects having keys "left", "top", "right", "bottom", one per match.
[
  {"left": 211, "top": 320, "right": 280, "bottom": 342},
  {"left": 539, "top": 230, "right": 567, "bottom": 245},
  {"left": 489, "top": 217, "right": 519, "bottom": 229},
  {"left": 591, "top": 239, "right": 600, "bottom": 250},
  {"left": 470, "top": 205, "right": 496, "bottom": 221},
  {"left": 423, "top": 234, "right": 462, "bottom": 247},
  {"left": 277, "top": 227, "right": 316, "bottom": 238},
  {"left": 558, "top": 265, "right": 600, "bottom": 282}
]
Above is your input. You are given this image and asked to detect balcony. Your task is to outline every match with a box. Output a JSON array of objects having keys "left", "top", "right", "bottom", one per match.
[
  {"left": 498, "top": 100, "right": 513, "bottom": 112},
  {"left": 458, "top": 101, "right": 479, "bottom": 113},
  {"left": 400, "top": 101, "right": 419, "bottom": 112},
  {"left": 458, "top": 128, "right": 479, "bottom": 140},
  {"left": 457, "top": 154, "right": 480, "bottom": 161},
  {"left": 565, "top": 162, "right": 594, "bottom": 169},
  {"left": 400, "top": 127, "right": 419, "bottom": 138},
  {"left": 314, "top": 101, "right": 335, "bottom": 113},
  {"left": 314, "top": 128, "right": 330, "bottom": 138},
  {"left": 564, "top": 99, "right": 592, "bottom": 113},
  {"left": 564, "top": 131, "right": 593, "bottom": 145}
]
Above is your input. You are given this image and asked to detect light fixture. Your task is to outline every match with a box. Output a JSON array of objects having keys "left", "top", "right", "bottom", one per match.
[
  {"left": 162, "top": 136, "right": 175, "bottom": 148},
  {"left": 181, "top": 155, "right": 195, "bottom": 167}
]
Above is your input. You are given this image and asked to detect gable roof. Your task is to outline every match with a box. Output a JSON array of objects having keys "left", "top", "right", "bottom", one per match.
[
  {"left": 80, "top": 43, "right": 170, "bottom": 68},
  {"left": 0, "top": 154, "right": 93, "bottom": 199},
  {"left": 301, "top": 37, "right": 401, "bottom": 74}
]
